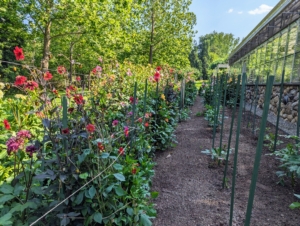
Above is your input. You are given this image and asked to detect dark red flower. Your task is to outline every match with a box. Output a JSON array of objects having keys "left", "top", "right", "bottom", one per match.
[
  {"left": 97, "top": 142, "right": 105, "bottom": 151},
  {"left": 76, "top": 76, "right": 81, "bottom": 81},
  {"left": 137, "top": 118, "right": 143, "bottom": 123},
  {"left": 25, "top": 81, "right": 39, "bottom": 90},
  {"left": 154, "top": 71, "right": 160, "bottom": 82},
  {"left": 13, "top": 46, "right": 24, "bottom": 60},
  {"left": 129, "top": 97, "right": 138, "bottom": 104},
  {"left": 52, "top": 89, "right": 58, "bottom": 95},
  {"left": 132, "top": 168, "right": 137, "bottom": 174},
  {"left": 73, "top": 94, "right": 84, "bottom": 105},
  {"left": 91, "top": 68, "right": 97, "bottom": 74},
  {"left": 68, "top": 107, "right": 74, "bottom": 113},
  {"left": 124, "top": 126, "right": 129, "bottom": 137},
  {"left": 118, "top": 147, "right": 125, "bottom": 155},
  {"left": 44, "top": 71, "right": 53, "bottom": 81},
  {"left": 156, "top": 66, "right": 162, "bottom": 71},
  {"left": 62, "top": 128, "right": 70, "bottom": 134},
  {"left": 86, "top": 123, "right": 96, "bottom": 133},
  {"left": 67, "top": 85, "right": 77, "bottom": 92},
  {"left": 57, "top": 66, "right": 66, "bottom": 74},
  {"left": 144, "top": 122, "right": 149, "bottom": 127},
  {"left": 14, "top": 76, "right": 27, "bottom": 86},
  {"left": 26, "top": 145, "right": 37, "bottom": 157},
  {"left": 3, "top": 119, "right": 10, "bottom": 130}
]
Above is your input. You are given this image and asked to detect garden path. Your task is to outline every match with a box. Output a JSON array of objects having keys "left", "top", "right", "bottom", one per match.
[{"left": 152, "top": 95, "right": 300, "bottom": 226}]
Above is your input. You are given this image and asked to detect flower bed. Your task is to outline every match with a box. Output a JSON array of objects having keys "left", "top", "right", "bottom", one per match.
[{"left": 0, "top": 48, "right": 197, "bottom": 225}]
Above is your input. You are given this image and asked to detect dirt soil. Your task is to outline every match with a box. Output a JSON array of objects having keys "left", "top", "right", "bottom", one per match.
[{"left": 152, "top": 95, "right": 300, "bottom": 226}]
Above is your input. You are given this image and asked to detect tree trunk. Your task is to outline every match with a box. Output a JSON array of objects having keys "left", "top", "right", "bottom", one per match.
[
  {"left": 42, "top": 21, "right": 51, "bottom": 71},
  {"left": 149, "top": 9, "right": 155, "bottom": 65}
]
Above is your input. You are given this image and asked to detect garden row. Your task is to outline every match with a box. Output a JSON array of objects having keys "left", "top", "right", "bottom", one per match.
[
  {"left": 0, "top": 47, "right": 198, "bottom": 225},
  {"left": 199, "top": 73, "right": 300, "bottom": 226}
]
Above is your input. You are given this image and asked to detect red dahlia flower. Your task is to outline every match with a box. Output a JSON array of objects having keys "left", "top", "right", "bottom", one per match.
[
  {"left": 73, "top": 94, "right": 84, "bottom": 105},
  {"left": 25, "top": 81, "right": 39, "bottom": 90},
  {"left": 154, "top": 71, "right": 160, "bottom": 82},
  {"left": 124, "top": 126, "right": 129, "bottom": 137},
  {"left": 57, "top": 66, "right": 66, "bottom": 74},
  {"left": 86, "top": 123, "right": 96, "bottom": 133},
  {"left": 97, "top": 142, "right": 105, "bottom": 151},
  {"left": 14, "top": 75, "right": 27, "bottom": 86},
  {"left": 13, "top": 46, "right": 25, "bottom": 60},
  {"left": 3, "top": 119, "right": 10, "bottom": 130},
  {"left": 118, "top": 147, "right": 125, "bottom": 155},
  {"left": 44, "top": 71, "right": 53, "bottom": 81}
]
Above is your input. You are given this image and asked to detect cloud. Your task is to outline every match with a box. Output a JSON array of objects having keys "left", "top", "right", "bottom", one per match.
[
  {"left": 248, "top": 4, "right": 273, "bottom": 15},
  {"left": 228, "top": 8, "right": 233, "bottom": 13},
  {"left": 238, "top": 11, "right": 243, "bottom": 14}
]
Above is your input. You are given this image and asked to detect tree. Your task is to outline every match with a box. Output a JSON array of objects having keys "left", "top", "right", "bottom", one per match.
[
  {"left": 189, "top": 40, "right": 202, "bottom": 79},
  {"left": 198, "top": 31, "right": 240, "bottom": 79}
]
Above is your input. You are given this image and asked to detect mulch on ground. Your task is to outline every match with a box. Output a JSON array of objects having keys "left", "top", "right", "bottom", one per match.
[{"left": 152, "top": 95, "right": 300, "bottom": 226}]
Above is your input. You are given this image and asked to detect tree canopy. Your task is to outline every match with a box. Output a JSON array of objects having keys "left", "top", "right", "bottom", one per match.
[{"left": 0, "top": 0, "right": 196, "bottom": 82}]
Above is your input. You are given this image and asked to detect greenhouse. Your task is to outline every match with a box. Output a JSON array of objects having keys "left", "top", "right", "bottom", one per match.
[{"left": 229, "top": 0, "right": 300, "bottom": 83}]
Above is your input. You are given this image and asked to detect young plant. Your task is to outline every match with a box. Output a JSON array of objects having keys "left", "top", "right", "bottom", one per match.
[
  {"left": 269, "top": 135, "right": 300, "bottom": 186},
  {"left": 264, "top": 132, "right": 283, "bottom": 151},
  {"left": 201, "top": 145, "right": 232, "bottom": 166},
  {"left": 290, "top": 194, "right": 300, "bottom": 210}
]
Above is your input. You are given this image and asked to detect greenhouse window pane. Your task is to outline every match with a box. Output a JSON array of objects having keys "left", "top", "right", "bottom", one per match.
[
  {"left": 265, "top": 40, "right": 273, "bottom": 62},
  {"left": 275, "top": 58, "right": 284, "bottom": 82},
  {"left": 284, "top": 55, "right": 293, "bottom": 82},
  {"left": 287, "top": 23, "right": 297, "bottom": 55},
  {"left": 279, "top": 30, "right": 288, "bottom": 58},
  {"left": 291, "top": 52, "right": 300, "bottom": 82},
  {"left": 272, "top": 35, "right": 280, "bottom": 60}
]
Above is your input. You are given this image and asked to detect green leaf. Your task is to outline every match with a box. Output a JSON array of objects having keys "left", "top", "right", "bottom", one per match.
[
  {"left": 114, "top": 186, "right": 125, "bottom": 196},
  {"left": 113, "top": 163, "right": 123, "bottom": 170},
  {"left": 89, "top": 186, "right": 96, "bottom": 199},
  {"left": 294, "top": 194, "right": 300, "bottom": 199},
  {"left": 74, "top": 191, "right": 84, "bottom": 205},
  {"left": 0, "top": 194, "right": 14, "bottom": 204},
  {"left": 140, "top": 214, "right": 152, "bottom": 226},
  {"left": 113, "top": 173, "right": 125, "bottom": 181},
  {"left": 126, "top": 207, "right": 133, "bottom": 216},
  {"left": 79, "top": 172, "right": 88, "bottom": 179},
  {"left": 289, "top": 202, "right": 300, "bottom": 209},
  {"left": 93, "top": 212, "right": 102, "bottom": 223},
  {"left": 150, "top": 191, "right": 159, "bottom": 199},
  {"left": 13, "top": 184, "right": 24, "bottom": 196},
  {"left": 0, "top": 183, "right": 13, "bottom": 194},
  {"left": 0, "top": 213, "right": 12, "bottom": 225}
]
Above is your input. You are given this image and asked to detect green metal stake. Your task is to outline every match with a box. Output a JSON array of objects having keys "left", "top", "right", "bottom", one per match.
[
  {"left": 243, "top": 75, "right": 248, "bottom": 121},
  {"left": 130, "top": 82, "right": 138, "bottom": 147},
  {"left": 244, "top": 76, "right": 274, "bottom": 226},
  {"left": 229, "top": 72, "right": 246, "bottom": 226},
  {"left": 219, "top": 74, "right": 228, "bottom": 163},
  {"left": 297, "top": 84, "right": 300, "bottom": 150},
  {"left": 248, "top": 77, "right": 258, "bottom": 129},
  {"left": 212, "top": 75, "right": 221, "bottom": 149},
  {"left": 222, "top": 74, "right": 241, "bottom": 189},
  {"left": 273, "top": 70, "right": 285, "bottom": 152},
  {"left": 252, "top": 77, "right": 260, "bottom": 135},
  {"left": 143, "top": 79, "right": 148, "bottom": 120}
]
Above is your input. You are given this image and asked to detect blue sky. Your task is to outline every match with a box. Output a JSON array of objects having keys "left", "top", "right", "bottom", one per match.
[{"left": 190, "top": 0, "right": 279, "bottom": 42}]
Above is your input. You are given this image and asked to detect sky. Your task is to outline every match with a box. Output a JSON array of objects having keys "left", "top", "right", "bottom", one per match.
[{"left": 190, "top": 0, "right": 279, "bottom": 42}]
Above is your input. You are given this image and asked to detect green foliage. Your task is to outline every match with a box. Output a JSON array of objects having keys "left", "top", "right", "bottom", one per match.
[
  {"left": 290, "top": 194, "right": 300, "bottom": 210},
  {"left": 269, "top": 135, "right": 300, "bottom": 186},
  {"left": 0, "top": 56, "right": 197, "bottom": 225},
  {"left": 264, "top": 131, "right": 283, "bottom": 152},
  {"left": 201, "top": 145, "right": 232, "bottom": 166},
  {"left": 197, "top": 32, "right": 240, "bottom": 79}
]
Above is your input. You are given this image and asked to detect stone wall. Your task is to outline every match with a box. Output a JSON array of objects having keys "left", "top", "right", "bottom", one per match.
[{"left": 245, "top": 85, "right": 299, "bottom": 124}]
